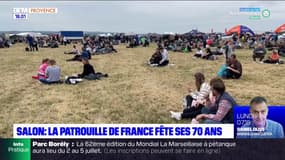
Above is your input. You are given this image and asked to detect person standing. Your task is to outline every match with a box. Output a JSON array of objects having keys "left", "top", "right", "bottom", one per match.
[
  {"left": 224, "top": 41, "right": 233, "bottom": 60},
  {"left": 26, "top": 34, "right": 34, "bottom": 51}
]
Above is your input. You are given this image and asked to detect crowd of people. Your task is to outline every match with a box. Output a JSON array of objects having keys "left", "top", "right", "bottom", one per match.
[
  {"left": 29, "top": 35, "right": 116, "bottom": 84},
  {"left": 24, "top": 34, "right": 61, "bottom": 52},
  {"left": 126, "top": 36, "right": 150, "bottom": 48},
  {"left": 82, "top": 36, "right": 118, "bottom": 55},
  {"left": 21, "top": 31, "right": 284, "bottom": 125},
  {"left": 146, "top": 35, "right": 245, "bottom": 124},
  {"left": 147, "top": 35, "right": 244, "bottom": 80},
  {"left": 62, "top": 37, "right": 120, "bottom": 61}
]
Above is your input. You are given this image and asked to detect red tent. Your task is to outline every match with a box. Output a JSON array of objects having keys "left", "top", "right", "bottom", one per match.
[
  {"left": 226, "top": 25, "right": 255, "bottom": 36},
  {"left": 274, "top": 24, "right": 285, "bottom": 33}
]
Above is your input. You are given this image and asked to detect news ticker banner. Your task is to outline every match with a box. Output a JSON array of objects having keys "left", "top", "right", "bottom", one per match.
[
  {"left": 13, "top": 106, "right": 285, "bottom": 139},
  {"left": 1, "top": 139, "right": 285, "bottom": 160},
  {"left": 13, "top": 124, "right": 234, "bottom": 139}
]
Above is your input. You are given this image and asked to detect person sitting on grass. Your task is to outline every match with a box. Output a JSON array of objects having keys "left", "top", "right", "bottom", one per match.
[
  {"left": 158, "top": 47, "right": 169, "bottom": 66},
  {"left": 278, "top": 45, "right": 285, "bottom": 56},
  {"left": 213, "top": 46, "right": 224, "bottom": 55},
  {"left": 78, "top": 58, "right": 97, "bottom": 80},
  {"left": 170, "top": 72, "right": 211, "bottom": 120},
  {"left": 32, "top": 58, "right": 49, "bottom": 80},
  {"left": 225, "top": 54, "right": 242, "bottom": 79},
  {"left": 217, "top": 59, "right": 231, "bottom": 78},
  {"left": 149, "top": 47, "right": 169, "bottom": 67},
  {"left": 76, "top": 58, "right": 108, "bottom": 80},
  {"left": 39, "top": 59, "right": 61, "bottom": 84},
  {"left": 66, "top": 52, "right": 82, "bottom": 62},
  {"left": 104, "top": 44, "right": 118, "bottom": 53},
  {"left": 202, "top": 47, "right": 215, "bottom": 60},
  {"left": 126, "top": 39, "right": 137, "bottom": 48},
  {"left": 148, "top": 48, "right": 162, "bottom": 66},
  {"left": 64, "top": 58, "right": 98, "bottom": 84},
  {"left": 181, "top": 42, "right": 192, "bottom": 53},
  {"left": 263, "top": 49, "right": 280, "bottom": 64},
  {"left": 191, "top": 78, "right": 237, "bottom": 124},
  {"left": 64, "top": 45, "right": 79, "bottom": 54},
  {"left": 193, "top": 47, "right": 204, "bottom": 58},
  {"left": 66, "top": 47, "right": 91, "bottom": 62},
  {"left": 81, "top": 47, "right": 91, "bottom": 59},
  {"left": 253, "top": 43, "right": 267, "bottom": 63}
]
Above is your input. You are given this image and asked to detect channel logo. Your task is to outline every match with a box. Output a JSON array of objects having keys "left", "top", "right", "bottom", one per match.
[
  {"left": 13, "top": 8, "right": 28, "bottom": 20},
  {"left": 29, "top": 8, "right": 58, "bottom": 14},
  {"left": 13, "top": 7, "right": 58, "bottom": 20}
]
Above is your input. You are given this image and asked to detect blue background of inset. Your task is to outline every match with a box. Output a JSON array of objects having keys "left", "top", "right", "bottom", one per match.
[{"left": 234, "top": 106, "right": 285, "bottom": 137}]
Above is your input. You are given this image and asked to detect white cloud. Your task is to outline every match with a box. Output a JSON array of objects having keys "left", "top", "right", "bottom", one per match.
[{"left": 0, "top": 1, "right": 284, "bottom": 33}]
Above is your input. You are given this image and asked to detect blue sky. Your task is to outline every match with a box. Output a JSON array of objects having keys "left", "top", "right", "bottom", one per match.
[{"left": 0, "top": 1, "right": 284, "bottom": 33}]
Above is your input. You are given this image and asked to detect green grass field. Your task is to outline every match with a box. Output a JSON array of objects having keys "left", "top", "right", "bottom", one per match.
[{"left": 0, "top": 43, "right": 284, "bottom": 137}]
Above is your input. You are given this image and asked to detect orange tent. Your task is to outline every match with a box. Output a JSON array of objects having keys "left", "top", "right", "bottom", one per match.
[{"left": 274, "top": 24, "right": 285, "bottom": 33}]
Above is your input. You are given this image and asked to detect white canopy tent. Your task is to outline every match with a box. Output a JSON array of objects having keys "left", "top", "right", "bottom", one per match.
[
  {"left": 98, "top": 33, "right": 113, "bottom": 37},
  {"left": 16, "top": 32, "right": 48, "bottom": 38},
  {"left": 163, "top": 32, "right": 176, "bottom": 35}
]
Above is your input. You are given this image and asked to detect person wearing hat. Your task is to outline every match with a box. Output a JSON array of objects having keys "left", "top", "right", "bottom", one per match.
[{"left": 263, "top": 49, "right": 280, "bottom": 64}]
